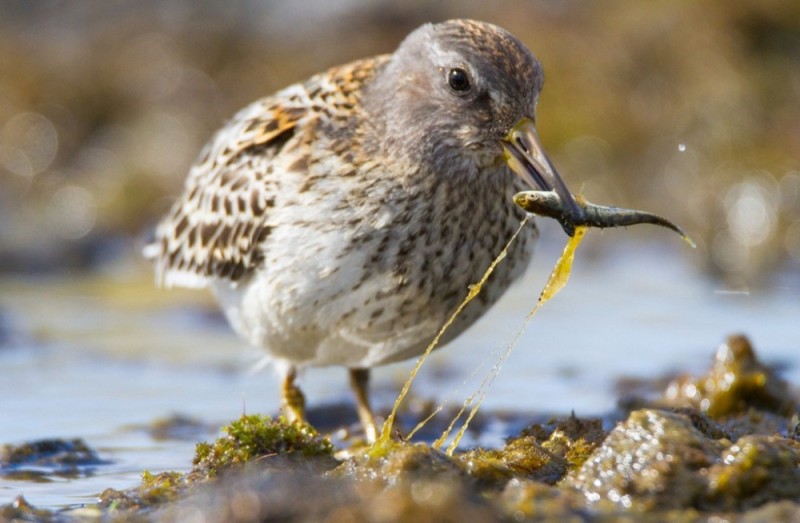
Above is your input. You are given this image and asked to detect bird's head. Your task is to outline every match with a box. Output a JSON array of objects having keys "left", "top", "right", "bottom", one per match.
[{"left": 367, "top": 19, "right": 582, "bottom": 233}]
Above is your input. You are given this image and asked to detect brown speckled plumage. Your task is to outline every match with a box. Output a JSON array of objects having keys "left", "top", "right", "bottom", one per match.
[{"left": 148, "top": 19, "right": 549, "bottom": 441}]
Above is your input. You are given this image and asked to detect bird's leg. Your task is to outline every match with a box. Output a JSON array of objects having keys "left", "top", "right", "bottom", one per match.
[
  {"left": 349, "top": 368, "right": 378, "bottom": 444},
  {"left": 281, "top": 366, "right": 306, "bottom": 423}
]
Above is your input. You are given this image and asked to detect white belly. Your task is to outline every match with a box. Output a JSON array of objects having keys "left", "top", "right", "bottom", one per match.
[{"left": 212, "top": 215, "right": 536, "bottom": 369}]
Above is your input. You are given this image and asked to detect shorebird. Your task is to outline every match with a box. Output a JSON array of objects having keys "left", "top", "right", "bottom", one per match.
[{"left": 147, "top": 19, "right": 582, "bottom": 443}]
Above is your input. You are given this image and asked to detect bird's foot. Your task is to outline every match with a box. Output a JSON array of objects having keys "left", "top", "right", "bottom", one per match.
[
  {"left": 349, "top": 368, "right": 378, "bottom": 444},
  {"left": 281, "top": 372, "right": 306, "bottom": 423}
]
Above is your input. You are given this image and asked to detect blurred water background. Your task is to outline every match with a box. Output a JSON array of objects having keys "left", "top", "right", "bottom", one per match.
[{"left": 0, "top": 0, "right": 798, "bottom": 510}]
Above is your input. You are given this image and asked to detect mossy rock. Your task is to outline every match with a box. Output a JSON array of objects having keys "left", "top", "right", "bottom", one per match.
[
  {"left": 563, "top": 408, "right": 800, "bottom": 513},
  {"left": 563, "top": 409, "right": 725, "bottom": 512},
  {"left": 663, "top": 334, "right": 797, "bottom": 418},
  {"left": 706, "top": 435, "right": 800, "bottom": 510},
  {"left": 518, "top": 414, "right": 607, "bottom": 472},
  {"left": 337, "top": 440, "right": 466, "bottom": 484},
  {"left": 0, "top": 496, "right": 54, "bottom": 522},
  {"left": 460, "top": 436, "right": 563, "bottom": 487},
  {"left": 191, "top": 415, "right": 335, "bottom": 480}
]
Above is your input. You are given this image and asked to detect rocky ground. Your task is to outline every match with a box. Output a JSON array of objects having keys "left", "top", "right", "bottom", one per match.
[{"left": 3, "top": 334, "right": 798, "bottom": 522}]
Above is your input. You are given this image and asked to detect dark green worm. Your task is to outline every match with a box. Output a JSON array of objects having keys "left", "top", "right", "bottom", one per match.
[{"left": 513, "top": 190, "right": 695, "bottom": 247}]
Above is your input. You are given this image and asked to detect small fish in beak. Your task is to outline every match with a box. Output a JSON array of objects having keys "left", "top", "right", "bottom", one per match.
[
  {"left": 503, "top": 118, "right": 693, "bottom": 246},
  {"left": 513, "top": 191, "right": 695, "bottom": 247}
]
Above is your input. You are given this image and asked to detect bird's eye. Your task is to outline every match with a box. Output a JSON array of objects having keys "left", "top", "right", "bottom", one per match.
[{"left": 447, "top": 68, "right": 471, "bottom": 92}]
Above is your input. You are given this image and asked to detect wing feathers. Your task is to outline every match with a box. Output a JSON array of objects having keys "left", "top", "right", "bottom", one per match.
[
  {"left": 149, "top": 98, "right": 304, "bottom": 288},
  {"left": 147, "top": 57, "right": 388, "bottom": 289}
]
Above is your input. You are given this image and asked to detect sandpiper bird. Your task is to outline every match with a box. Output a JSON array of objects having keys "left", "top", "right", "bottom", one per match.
[{"left": 148, "top": 19, "right": 582, "bottom": 443}]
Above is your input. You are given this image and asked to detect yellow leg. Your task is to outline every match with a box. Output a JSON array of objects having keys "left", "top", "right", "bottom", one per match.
[
  {"left": 281, "top": 367, "right": 305, "bottom": 423},
  {"left": 349, "top": 368, "right": 378, "bottom": 444}
]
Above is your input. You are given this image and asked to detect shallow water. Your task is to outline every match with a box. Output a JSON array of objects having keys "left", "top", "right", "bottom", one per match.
[{"left": 1, "top": 231, "right": 798, "bottom": 509}]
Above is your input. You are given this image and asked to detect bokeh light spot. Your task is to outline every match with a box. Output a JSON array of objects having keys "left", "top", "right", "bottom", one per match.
[
  {"left": 46, "top": 185, "right": 97, "bottom": 240},
  {"left": 724, "top": 178, "right": 777, "bottom": 248},
  {"left": 1, "top": 112, "right": 58, "bottom": 175}
]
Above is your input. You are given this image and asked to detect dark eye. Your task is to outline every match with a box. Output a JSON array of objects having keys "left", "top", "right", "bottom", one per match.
[{"left": 447, "top": 68, "right": 471, "bottom": 92}]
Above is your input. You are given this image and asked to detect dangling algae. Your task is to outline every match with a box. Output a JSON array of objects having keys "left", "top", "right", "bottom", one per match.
[
  {"left": 376, "top": 214, "right": 587, "bottom": 453},
  {"left": 375, "top": 215, "right": 533, "bottom": 447},
  {"left": 436, "top": 226, "right": 588, "bottom": 454},
  {"left": 378, "top": 188, "right": 693, "bottom": 450}
]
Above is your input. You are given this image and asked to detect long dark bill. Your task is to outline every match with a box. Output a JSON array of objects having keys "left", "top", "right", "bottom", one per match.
[{"left": 502, "top": 117, "right": 584, "bottom": 236}]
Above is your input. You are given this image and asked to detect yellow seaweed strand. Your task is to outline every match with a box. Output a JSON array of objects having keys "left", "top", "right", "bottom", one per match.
[
  {"left": 432, "top": 318, "right": 513, "bottom": 449},
  {"left": 376, "top": 214, "right": 532, "bottom": 445},
  {"left": 443, "top": 225, "right": 589, "bottom": 454},
  {"left": 539, "top": 225, "right": 587, "bottom": 303},
  {"left": 405, "top": 405, "right": 444, "bottom": 441},
  {"left": 432, "top": 388, "right": 477, "bottom": 450}
]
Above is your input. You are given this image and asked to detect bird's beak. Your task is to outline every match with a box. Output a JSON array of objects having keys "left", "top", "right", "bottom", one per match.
[{"left": 502, "top": 117, "right": 584, "bottom": 236}]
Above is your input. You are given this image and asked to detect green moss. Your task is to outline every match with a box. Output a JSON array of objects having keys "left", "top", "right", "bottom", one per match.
[
  {"left": 139, "top": 470, "right": 186, "bottom": 504},
  {"left": 460, "top": 436, "right": 562, "bottom": 486},
  {"left": 365, "top": 435, "right": 402, "bottom": 461},
  {"left": 95, "top": 471, "right": 188, "bottom": 512},
  {"left": 191, "top": 415, "right": 334, "bottom": 479},
  {"left": 457, "top": 415, "right": 606, "bottom": 488},
  {"left": 519, "top": 414, "right": 607, "bottom": 472},
  {"left": 95, "top": 416, "right": 335, "bottom": 515}
]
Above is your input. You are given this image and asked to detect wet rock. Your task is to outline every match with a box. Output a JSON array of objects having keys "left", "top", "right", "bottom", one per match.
[
  {"left": 146, "top": 413, "right": 217, "bottom": 441},
  {"left": 98, "top": 487, "right": 142, "bottom": 512},
  {"left": 662, "top": 334, "right": 796, "bottom": 418},
  {"left": 97, "top": 470, "right": 189, "bottom": 516},
  {"left": 0, "top": 495, "right": 54, "bottom": 522},
  {"left": 668, "top": 407, "right": 731, "bottom": 440},
  {"left": 460, "top": 435, "right": 564, "bottom": 487},
  {"left": 738, "top": 500, "right": 800, "bottom": 522},
  {"left": 706, "top": 435, "right": 800, "bottom": 510},
  {"left": 156, "top": 466, "right": 496, "bottom": 523},
  {"left": 0, "top": 438, "right": 109, "bottom": 480},
  {"left": 498, "top": 478, "right": 588, "bottom": 521},
  {"left": 6, "top": 338, "right": 800, "bottom": 521},
  {"left": 354, "top": 476, "right": 496, "bottom": 523},
  {"left": 563, "top": 409, "right": 724, "bottom": 512},
  {"left": 155, "top": 469, "right": 358, "bottom": 523},
  {"left": 96, "top": 415, "right": 337, "bottom": 518},
  {"left": 136, "top": 423, "right": 492, "bottom": 522},
  {"left": 336, "top": 441, "right": 466, "bottom": 485},
  {"left": 563, "top": 408, "right": 800, "bottom": 513},
  {"left": 721, "top": 408, "right": 798, "bottom": 441},
  {"left": 458, "top": 414, "right": 606, "bottom": 489},
  {"left": 518, "top": 414, "right": 607, "bottom": 472}
]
